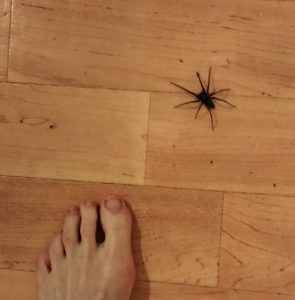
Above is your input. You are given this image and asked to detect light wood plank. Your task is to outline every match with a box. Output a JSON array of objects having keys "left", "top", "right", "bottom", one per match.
[
  {"left": 0, "top": 176, "right": 222, "bottom": 286},
  {"left": 8, "top": 0, "right": 295, "bottom": 97},
  {"left": 145, "top": 92, "right": 295, "bottom": 195},
  {"left": 1, "top": 270, "right": 293, "bottom": 300},
  {"left": 0, "top": 0, "right": 10, "bottom": 81},
  {"left": 0, "top": 83, "right": 149, "bottom": 184},
  {"left": 219, "top": 193, "right": 295, "bottom": 294}
]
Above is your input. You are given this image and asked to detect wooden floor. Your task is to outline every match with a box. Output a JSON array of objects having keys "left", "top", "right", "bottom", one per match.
[{"left": 1, "top": 0, "right": 295, "bottom": 299}]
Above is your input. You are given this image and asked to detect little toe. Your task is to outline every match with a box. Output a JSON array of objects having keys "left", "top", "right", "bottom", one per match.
[
  {"left": 100, "top": 195, "right": 133, "bottom": 246},
  {"left": 80, "top": 201, "right": 98, "bottom": 247},
  {"left": 49, "top": 233, "right": 65, "bottom": 267},
  {"left": 62, "top": 206, "right": 81, "bottom": 253}
]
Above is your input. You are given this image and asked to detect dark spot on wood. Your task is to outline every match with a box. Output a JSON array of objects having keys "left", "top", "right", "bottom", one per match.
[
  {"left": 0, "top": 115, "right": 9, "bottom": 123},
  {"left": 212, "top": 50, "right": 218, "bottom": 53},
  {"left": 262, "top": 91, "right": 265, "bottom": 95},
  {"left": 21, "top": 3, "right": 54, "bottom": 11},
  {"left": 273, "top": 183, "right": 276, "bottom": 188},
  {"left": 249, "top": 171, "right": 253, "bottom": 175},
  {"left": 210, "top": 160, "right": 214, "bottom": 164},
  {"left": 122, "top": 173, "right": 136, "bottom": 178},
  {"left": 107, "top": 7, "right": 112, "bottom": 10},
  {"left": 84, "top": 72, "right": 88, "bottom": 76},
  {"left": 49, "top": 124, "right": 56, "bottom": 129},
  {"left": 179, "top": 59, "right": 184, "bottom": 63},
  {"left": 226, "top": 58, "right": 230, "bottom": 64},
  {"left": 153, "top": 11, "right": 158, "bottom": 15},
  {"left": 52, "top": 37, "right": 57, "bottom": 41},
  {"left": 222, "top": 26, "right": 234, "bottom": 30},
  {"left": 172, "top": 144, "right": 176, "bottom": 149}
]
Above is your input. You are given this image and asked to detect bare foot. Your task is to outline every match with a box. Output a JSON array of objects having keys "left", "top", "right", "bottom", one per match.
[{"left": 37, "top": 195, "right": 135, "bottom": 300}]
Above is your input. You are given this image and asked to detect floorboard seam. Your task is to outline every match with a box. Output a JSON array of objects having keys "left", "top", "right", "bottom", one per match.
[{"left": 143, "top": 92, "right": 151, "bottom": 184}]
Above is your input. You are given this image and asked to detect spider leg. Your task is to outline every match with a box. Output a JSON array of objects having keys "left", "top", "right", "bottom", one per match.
[
  {"left": 170, "top": 82, "right": 199, "bottom": 97},
  {"left": 196, "top": 72, "right": 206, "bottom": 92},
  {"left": 209, "top": 89, "right": 231, "bottom": 96},
  {"left": 195, "top": 103, "right": 203, "bottom": 119},
  {"left": 207, "top": 67, "right": 211, "bottom": 94},
  {"left": 212, "top": 97, "right": 236, "bottom": 108},
  {"left": 208, "top": 108, "right": 214, "bottom": 131},
  {"left": 174, "top": 100, "right": 200, "bottom": 108}
]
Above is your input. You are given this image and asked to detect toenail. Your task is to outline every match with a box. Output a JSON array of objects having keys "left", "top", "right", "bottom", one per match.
[
  {"left": 85, "top": 200, "right": 95, "bottom": 207},
  {"left": 68, "top": 206, "right": 79, "bottom": 215},
  {"left": 104, "top": 195, "right": 122, "bottom": 213}
]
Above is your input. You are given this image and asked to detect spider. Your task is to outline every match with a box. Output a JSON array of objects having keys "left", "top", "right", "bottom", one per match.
[{"left": 171, "top": 67, "right": 235, "bottom": 130}]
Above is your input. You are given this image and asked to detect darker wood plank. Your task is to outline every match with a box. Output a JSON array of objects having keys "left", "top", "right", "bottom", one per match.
[
  {"left": 219, "top": 193, "right": 295, "bottom": 294},
  {"left": 0, "top": 176, "right": 223, "bottom": 286},
  {"left": 1, "top": 270, "right": 294, "bottom": 300}
]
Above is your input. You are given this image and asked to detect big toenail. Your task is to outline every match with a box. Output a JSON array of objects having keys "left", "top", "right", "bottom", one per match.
[
  {"left": 85, "top": 200, "right": 95, "bottom": 207},
  {"left": 68, "top": 206, "right": 79, "bottom": 214},
  {"left": 105, "top": 195, "right": 122, "bottom": 213}
]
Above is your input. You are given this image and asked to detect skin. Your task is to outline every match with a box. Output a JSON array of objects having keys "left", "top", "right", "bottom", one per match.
[{"left": 37, "top": 195, "right": 136, "bottom": 300}]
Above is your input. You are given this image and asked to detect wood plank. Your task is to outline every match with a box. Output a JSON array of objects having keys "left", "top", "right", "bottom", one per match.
[
  {"left": 0, "top": 176, "right": 223, "bottom": 286},
  {"left": 0, "top": 270, "right": 293, "bottom": 300},
  {"left": 8, "top": 0, "right": 295, "bottom": 97},
  {"left": 145, "top": 92, "right": 295, "bottom": 196},
  {"left": 0, "top": 0, "right": 10, "bottom": 81},
  {"left": 219, "top": 193, "right": 295, "bottom": 294},
  {"left": 0, "top": 83, "right": 149, "bottom": 184}
]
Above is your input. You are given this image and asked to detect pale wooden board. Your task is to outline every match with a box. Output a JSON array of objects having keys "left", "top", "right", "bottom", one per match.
[
  {"left": 1, "top": 270, "right": 293, "bottom": 300},
  {"left": 219, "top": 193, "right": 295, "bottom": 294},
  {"left": 0, "top": 176, "right": 223, "bottom": 286},
  {"left": 8, "top": 0, "right": 295, "bottom": 97},
  {"left": 0, "top": 83, "right": 149, "bottom": 184},
  {"left": 145, "top": 92, "right": 295, "bottom": 196},
  {"left": 0, "top": 0, "right": 10, "bottom": 81}
]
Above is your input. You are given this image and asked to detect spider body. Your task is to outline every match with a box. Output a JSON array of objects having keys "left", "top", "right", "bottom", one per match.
[
  {"left": 198, "top": 90, "right": 215, "bottom": 109},
  {"left": 171, "top": 67, "right": 235, "bottom": 130}
]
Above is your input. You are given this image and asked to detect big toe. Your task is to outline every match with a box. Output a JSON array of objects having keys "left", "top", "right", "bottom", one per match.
[{"left": 100, "top": 195, "right": 133, "bottom": 246}]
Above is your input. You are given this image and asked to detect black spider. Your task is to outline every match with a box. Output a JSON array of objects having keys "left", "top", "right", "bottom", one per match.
[{"left": 171, "top": 67, "right": 235, "bottom": 130}]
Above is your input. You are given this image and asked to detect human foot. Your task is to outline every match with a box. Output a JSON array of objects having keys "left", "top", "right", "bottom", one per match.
[{"left": 37, "top": 195, "right": 135, "bottom": 300}]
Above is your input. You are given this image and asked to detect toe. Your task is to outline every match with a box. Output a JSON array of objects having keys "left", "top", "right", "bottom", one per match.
[
  {"left": 37, "top": 251, "right": 51, "bottom": 275},
  {"left": 80, "top": 201, "right": 98, "bottom": 247},
  {"left": 100, "top": 195, "right": 133, "bottom": 246},
  {"left": 49, "top": 233, "right": 65, "bottom": 267},
  {"left": 62, "top": 206, "right": 81, "bottom": 253}
]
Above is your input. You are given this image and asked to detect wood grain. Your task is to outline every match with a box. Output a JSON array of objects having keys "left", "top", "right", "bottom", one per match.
[
  {"left": 1, "top": 270, "right": 294, "bottom": 300},
  {"left": 0, "top": 0, "right": 10, "bottom": 81},
  {"left": 0, "top": 176, "right": 223, "bottom": 286},
  {"left": 219, "top": 193, "right": 295, "bottom": 294},
  {"left": 0, "top": 83, "right": 149, "bottom": 184},
  {"left": 145, "top": 92, "right": 295, "bottom": 196},
  {"left": 8, "top": 0, "right": 295, "bottom": 97}
]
